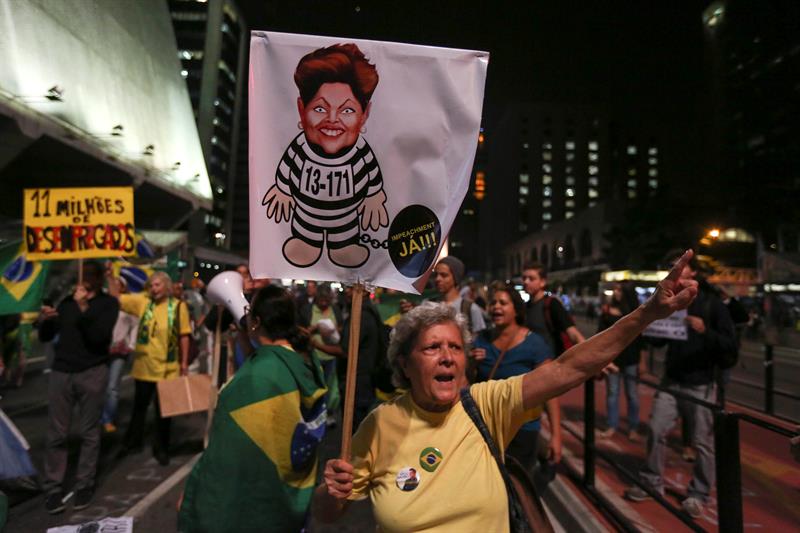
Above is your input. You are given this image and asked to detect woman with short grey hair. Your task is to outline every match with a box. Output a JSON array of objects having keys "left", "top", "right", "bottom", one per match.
[{"left": 313, "top": 251, "right": 699, "bottom": 533}]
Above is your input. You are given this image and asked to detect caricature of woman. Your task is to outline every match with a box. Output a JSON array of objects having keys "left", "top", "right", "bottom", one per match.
[{"left": 263, "top": 43, "right": 389, "bottom": 269}]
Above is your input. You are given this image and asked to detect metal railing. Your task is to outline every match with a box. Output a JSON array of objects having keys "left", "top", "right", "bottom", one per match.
[{"left": 567, "top": 376, "right": 798, "bottom": 533}]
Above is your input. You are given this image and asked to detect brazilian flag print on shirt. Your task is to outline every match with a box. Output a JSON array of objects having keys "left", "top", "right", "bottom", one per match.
[{"left": 178, "top": 344, "right": 327, "bottom": 533}]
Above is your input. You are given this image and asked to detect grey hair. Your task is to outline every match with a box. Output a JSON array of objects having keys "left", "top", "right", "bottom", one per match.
[
  {"left": 387, "top": 301, "right": 472, "bottom": 389},
  {"left": 148, "top": 271, "right": 173, "bottom": 292}
]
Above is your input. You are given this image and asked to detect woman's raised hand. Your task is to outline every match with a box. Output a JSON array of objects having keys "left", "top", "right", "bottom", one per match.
[
  {"left": 323, "top": 459, "right": 354, "bottom": 500},
  {"left": 642, "top": 249, "right": 699, "bottom": 322}
]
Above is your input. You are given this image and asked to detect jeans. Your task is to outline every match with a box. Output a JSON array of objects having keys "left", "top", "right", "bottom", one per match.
[
  {"left": 606, "top": 364, "right": 640, "bottom": 431},
  {"left": 639, "top": 381, "right": 716, "bottom": 501},
  {"left": 100, "top": 357, "right": 126, "bottom": 424},
  {"left": 43, "top": 365, "right": 109, "bottom": 492}
]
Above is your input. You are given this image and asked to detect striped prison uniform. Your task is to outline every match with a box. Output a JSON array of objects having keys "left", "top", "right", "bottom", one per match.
[{"left": 273, "top": 133, "right": 384, "bottom": 250}]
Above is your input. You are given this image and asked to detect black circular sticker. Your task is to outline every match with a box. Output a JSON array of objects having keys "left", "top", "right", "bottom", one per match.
[{"left": 388, "top": 205, "right": 441, "bottom": 278}]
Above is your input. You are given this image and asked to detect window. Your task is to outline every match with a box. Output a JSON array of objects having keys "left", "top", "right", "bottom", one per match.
[
  {"left": 588, "top": 177, "right": 599, "bottom": 186},
  {"left": 542, "top": 151, "right": 552, "bottom": 161},
  {"left": 565, "top": 166, "right": 573, "bottom": 174},
  {"left": 628, "top": 190, "right": 637, "bottom": 199},
  {"left": 566, "top": 199, "right": 575, "bottom": 208},
  {"left": 628, "top": 167, "right": 637, "bottom": 176},
  {"left": 566, "top": 176, "right": 575, "bottom": 185},
  {"left": 542, "top": 175, "right": 552, "bottom": 184},
  {"left": 542, "top": 199, "right": 552, "bottom": 208},
  {"left": 523, "top": 142, "right": 529, "bottom": 149},
  {"left": 520, "top": 173, "right": 530, "bottom": 184},
  {"left": 589, "top": 200, "right": 597, "bottom": 207},
  {"left": 648, "top": 179, "right": 659, "bottom": 189},
  {"left": 648, "top": 147, "right": 658, "bottom": 155},
  {"left": 588, "top": 141, "right": 598, "bottom": 151},
  {"left": 542, "top": 212, "right": 552, "bottom": 221},
  {"left": 542, "top": 142, "right": 553, "bottom": 150},
  {"left": 588, "top": 188, "right": 598, "bottom": 198},
  {"left": 542, "top": 223, "right": 550, "bottom": 229},
  {"left": 542, "top": 163, "right": 552, "bottom": 173},
  {"left": 649, "top": 168, "right": 658, "bottom": 177},
  {"left": 566, "top": 152, "right": 575, "bottom": 161},
  {"left": 519, "top": 185, "right": 529, "bottom": 195},
  {"left": 543, "top": 186, "right": 552, "bottom": 197},
  {"left": 627, "top": 179, "right": 637, "bottom": 188},
  {"left": 566, "top": 187, "right": 575, "bottom": 197},
  {"left": 588, "top": 165, "right": 598, "bottom": 175},
  {"left": 565, "top": 211, "right": 574, "bottom": 219},
  {"left": 519, "top": 222, "right": 528, "bottom": 232},
  {"left": 627, "top": 145, "right": 637, "bottom": 155},
  {"left": 519, "top": 197, "right": 527, "bottom": 205},
  {"left": 588, "top": 152, "right": 598, "bottom": 161},
  {"left": 565, "top": 141, "right": 575, "bottom": 150},
  {"left": 462, "top": 208, "right": 475, "bottom": 215},
  {"left": 648, "top": 157, "right": 658, "bottom": 165}
]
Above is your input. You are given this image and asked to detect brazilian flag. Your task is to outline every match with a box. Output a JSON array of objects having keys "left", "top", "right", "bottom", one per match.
[
  {"left": 0, "top": 243, "right": 50, "bottom": 315},
  {"left": 179, "top": 344, "right": 327, "bottom": 533}
]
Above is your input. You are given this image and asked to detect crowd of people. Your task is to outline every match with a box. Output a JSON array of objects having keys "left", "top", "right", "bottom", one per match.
[{"left": 1, "top": 244, "right": 756, "bottom": 530}]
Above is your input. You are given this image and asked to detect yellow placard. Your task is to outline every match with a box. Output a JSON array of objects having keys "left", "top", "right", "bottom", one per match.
[{"left": 23, "top": 187, "right": 136, "bottom": 260}]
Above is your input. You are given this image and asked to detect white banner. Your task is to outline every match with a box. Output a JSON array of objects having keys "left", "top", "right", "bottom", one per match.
[
  {"left": 643, "top": 309, "right": 689, "bottom": 341},
  {"left": 249, "top": 31, "right": 488, "bottom": 293}
]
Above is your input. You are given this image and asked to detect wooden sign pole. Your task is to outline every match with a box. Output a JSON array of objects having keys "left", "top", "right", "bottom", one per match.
[
  {"left": 77, "top": 259, "right": 84, "bottom": 286},
  {"left": 340, "top": 283, "right": 364, "bottom": 460}
]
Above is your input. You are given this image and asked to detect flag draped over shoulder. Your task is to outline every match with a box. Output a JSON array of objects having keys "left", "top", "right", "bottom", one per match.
[
  {"left": 0, "top": 243, "right": 49, "bottom": 315},
  {"left": 178, "top": 344, "right": 327, "bottom": 533}
]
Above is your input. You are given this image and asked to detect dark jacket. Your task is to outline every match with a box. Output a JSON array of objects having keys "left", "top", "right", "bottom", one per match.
[
  {"left": 648, "top": 282, "right": 737, "bottom": 385},
  {"left": 39, "top": 293, "right": 119, "bottom": 373}
]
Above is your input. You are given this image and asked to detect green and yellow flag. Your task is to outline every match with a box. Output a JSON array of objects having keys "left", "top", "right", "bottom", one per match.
[
  {"left": 0, "top": 243, "right": 50, "bottom": 315},
  {"left": 179, "top": 344, "right": 327, "bottom": 533}
]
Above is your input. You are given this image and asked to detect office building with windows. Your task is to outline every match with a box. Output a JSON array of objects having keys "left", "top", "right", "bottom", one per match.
[{"left": 169, "top": 0, "right": 248, "bottom": 250}]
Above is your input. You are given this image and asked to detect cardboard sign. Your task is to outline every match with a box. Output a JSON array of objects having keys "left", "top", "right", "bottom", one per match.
[
  {"left": 157, "top": 374, "right": 212, "bottom": 418},
  {"left": 249, "top": 32, "right": 488, "bottom": 293},
  {"left": 644, "top": 309, "right": 689, "bottom": 340},
  {"left": 23, "top": 187, "right": 135, "bottom": 260}
]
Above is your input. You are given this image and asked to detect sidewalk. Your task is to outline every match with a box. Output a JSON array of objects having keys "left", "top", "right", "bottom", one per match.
[{"left": 553, "top": 377, "right": 800, "bottom": 531}]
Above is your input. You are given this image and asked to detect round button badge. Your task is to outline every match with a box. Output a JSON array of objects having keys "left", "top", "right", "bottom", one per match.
[
  {"left": 395, "top": 467, "right": 421, "bottom": 492},
  {"left": 419, "top": 447, "right": 443, "bottom": 472}
]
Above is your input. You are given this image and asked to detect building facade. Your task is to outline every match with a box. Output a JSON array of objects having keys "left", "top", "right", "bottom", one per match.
[
  {"left": 471, "top": 102, "right": 660, "bottom": 277},
  {"left": 169, "top": 0, "right": 249, "bottom": 250}
]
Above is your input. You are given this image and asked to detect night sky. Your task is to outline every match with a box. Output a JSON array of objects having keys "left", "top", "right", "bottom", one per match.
[{"left": 242, "top": 1, "right": 710, "bottom": 179}]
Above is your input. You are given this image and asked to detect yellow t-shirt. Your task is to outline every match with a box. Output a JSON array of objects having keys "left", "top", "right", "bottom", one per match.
[
  {"left": 349, "top": 375, "right": 538, "bottom": 533},
  {"left": 120, "top": 293, "right": 191, "bottom": 382}
]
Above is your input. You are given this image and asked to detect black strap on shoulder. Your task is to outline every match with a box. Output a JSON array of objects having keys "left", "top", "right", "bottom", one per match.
[
  {"left": 460, "top": 388, "right": 532, "bottom": 533},
  {"left": 460, "top": 387, "right": 505, "bottom": 463}
]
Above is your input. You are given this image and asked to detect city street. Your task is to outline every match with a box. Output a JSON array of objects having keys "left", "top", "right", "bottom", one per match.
[{"left": 3, "top": 319, "right": 798, "bottom": 531}]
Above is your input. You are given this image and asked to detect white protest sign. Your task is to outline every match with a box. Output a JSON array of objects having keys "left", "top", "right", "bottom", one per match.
[
  {"left": 644, "top": 309, "right": 689, "bottom": 340},
  {"left": 249, "top": 31, "right": 488, "bottom": 293},
  {"left": 47, "top": 516, "right": 133, "bottom": 533}
]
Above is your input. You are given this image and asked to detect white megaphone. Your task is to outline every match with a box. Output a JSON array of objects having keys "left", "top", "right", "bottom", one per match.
[{"left": 206, "top": 271, "right": 248, "bottom": 323}]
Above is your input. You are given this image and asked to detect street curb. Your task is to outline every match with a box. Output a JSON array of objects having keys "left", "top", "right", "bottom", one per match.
[{"left": 124, "top": 453, "right": 200, "bottom": 518}]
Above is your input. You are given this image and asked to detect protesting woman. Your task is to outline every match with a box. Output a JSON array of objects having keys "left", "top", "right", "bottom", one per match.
[
  {"left": 313, "top": 250, "right": 698, "bottom": 532},
  {"left": 473, "top": 283, "right": 562, "bottom": 470},
  {"left": 110, "top": 271, "right": 190, "bottom": 466},
  {"left": 178, "top": 285, "right": 327, "bottom": 532}
]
